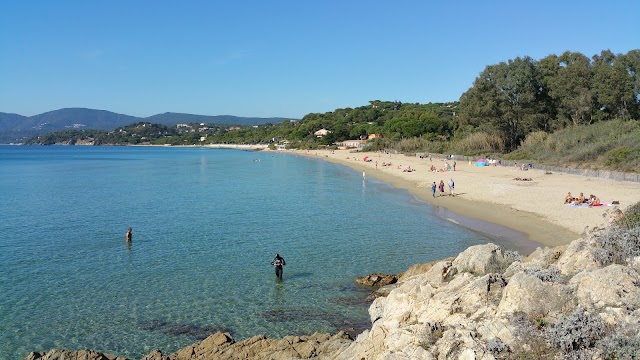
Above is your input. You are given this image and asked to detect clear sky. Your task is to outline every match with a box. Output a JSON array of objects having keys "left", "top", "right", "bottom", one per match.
[{"left": 1, "top": 1, "right": 638, "bottom": 119}]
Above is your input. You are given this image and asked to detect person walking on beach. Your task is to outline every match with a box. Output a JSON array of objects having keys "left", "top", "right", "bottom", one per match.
[
  {"left": 431, "top": 181, "right": 437, "bottom": 198},
  {"left": 439, "top": 180, "right": 445, "bottom": 197},
  {"left": 125, "top": 227, "right": 132, "bottom": 242},
  {"left": 448, "top": 178, "right": 455, "bottom": 196},
  {"left": 271, "top": 253, "right": 286, "bottom": 280}
]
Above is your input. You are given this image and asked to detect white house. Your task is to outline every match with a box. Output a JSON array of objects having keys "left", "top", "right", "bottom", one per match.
[
  {"left": 336, "top": 140, "right": 367, "bottom": 149},
  {"left": 314, "top": 128, "right": 331, "bottom": 138}
]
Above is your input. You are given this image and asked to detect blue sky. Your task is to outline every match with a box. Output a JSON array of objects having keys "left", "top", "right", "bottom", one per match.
[{"left": 1, "top": 1, "right": 638, "bottom": 119}]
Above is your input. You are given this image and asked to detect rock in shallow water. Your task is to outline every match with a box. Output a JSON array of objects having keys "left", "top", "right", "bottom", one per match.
[
  {"left": 138, "top": 319, "right": 230, "bottom": 339},
  {"left": 355, "top": 273, "right": 398, "bottom": 287}
]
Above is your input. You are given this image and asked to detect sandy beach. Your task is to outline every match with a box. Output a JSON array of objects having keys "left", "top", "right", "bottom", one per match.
[{"left": 285, "top": 149, "right": 640, "bottom": 250}]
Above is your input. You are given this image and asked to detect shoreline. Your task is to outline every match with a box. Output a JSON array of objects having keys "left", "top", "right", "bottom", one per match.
[{"left": 281, "top": 149, "right": 640, "bottom": 251}]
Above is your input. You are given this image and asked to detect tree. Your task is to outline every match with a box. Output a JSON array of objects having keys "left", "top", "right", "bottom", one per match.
[
  {"left": 591, "top": 50, "right": 636, "bottom": 119},
  {"left": 459, "top": 57, "right": 550, "bottom": 150},
  {"left": 619, "top": 49, "right": 640, "bottom": 118},
  {"left": 546, "top": 51, "right": 595, "bottom": 125}
]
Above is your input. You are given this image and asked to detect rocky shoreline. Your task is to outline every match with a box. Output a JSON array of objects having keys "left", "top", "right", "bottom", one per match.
[{"left": 24, "top": 226, "right": 640, "bottom": 359}]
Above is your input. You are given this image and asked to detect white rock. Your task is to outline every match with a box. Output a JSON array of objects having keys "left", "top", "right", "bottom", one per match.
[
  {"left": 570, "top": 264, "right": 640, "bottom": 310},
  {"left": 497, "top": 272, "right": 573, "bottom": 317},
  {"left": 555, "top": 238, "right": 601, "bottom": 276},
  {"left": 453, "top": 243, "right": 504, "bottom": 275}
]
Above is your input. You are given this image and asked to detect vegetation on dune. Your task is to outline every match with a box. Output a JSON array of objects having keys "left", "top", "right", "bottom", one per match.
[
  {"left": 24, "top": 49, "right": 640, "bottom": 172},
  {"left": 504, "top": 119, "right": 640, "bottom": 171}
]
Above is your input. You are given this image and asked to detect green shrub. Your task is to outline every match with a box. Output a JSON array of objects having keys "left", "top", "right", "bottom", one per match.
[
  {"left": 503, "top": 148, "right": 534, "bottom": 161},
  {"left": 506, "top": 119, "right": 640, "bottom": 171},
  {"left": 605, "top": 147, "right": 632, "bottom": 166},
  {"left": 615, "top": 201, "right": 640, "bottom": 230}
]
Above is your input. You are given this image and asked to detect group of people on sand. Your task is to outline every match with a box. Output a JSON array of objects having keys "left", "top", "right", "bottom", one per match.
[
  {"left": 428, "top": 162, "right": 456, "bottom": 173},
  {"left": 564, "top": 192, "right": 601, "bottom": 207},
  {"left": 432, "top": 179, "right": 455, "bottom": 197}
]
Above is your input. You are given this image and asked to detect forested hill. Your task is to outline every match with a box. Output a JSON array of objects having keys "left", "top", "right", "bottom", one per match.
[
  {"left": 0, "top": 108, "right": 292, "bottom": 143},
  {"left": 145, "top": 113, "right": 285, "bottom": 127}
]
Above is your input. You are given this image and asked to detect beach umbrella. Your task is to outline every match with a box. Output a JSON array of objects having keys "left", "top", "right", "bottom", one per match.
[{"left": 363, "top": 156, "right": 369, "bottom": 162}]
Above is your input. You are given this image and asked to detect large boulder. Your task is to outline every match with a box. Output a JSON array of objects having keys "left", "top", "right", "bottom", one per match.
[
  {"left": 369, "top": 275, "right": 437, "bottom": 328},
  {"left": 399, "top": 258, "right": 455, "bottom": 281},
  {"left": 452, "top": 243, "right": 510, "bottom": 275},
  {"left": 524, "top": 246, "right": 565, "bottom": 267},
  {"left": 419, "top": 273, "right": 506, "bottom": 324},
  {"left": 570, "top": 264, "right": 640, "bottom": 310},
  {"left": 403, "top": 260, "right": 458, "bottom": 288},
  {"left": 555, "top": 238, "right": 601, "bottom": 276},
  {"left": 497, "top": 271, "right": 574, "bottom": 318}
]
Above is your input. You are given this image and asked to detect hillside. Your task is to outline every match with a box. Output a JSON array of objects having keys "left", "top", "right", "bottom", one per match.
[
  {"left": 0, "top": 108, "right": 292, "bottom": 143},
  {"left": 145, "top": 113, "right": 286, "bottom": 127}
]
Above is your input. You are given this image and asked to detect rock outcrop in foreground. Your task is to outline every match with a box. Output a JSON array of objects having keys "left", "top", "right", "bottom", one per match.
[
  {"left": 26, "top": 227, "right": 640, "bottom": 359},
  {"left": 25, "top": 332, "right": 353, "bottom": 360}
]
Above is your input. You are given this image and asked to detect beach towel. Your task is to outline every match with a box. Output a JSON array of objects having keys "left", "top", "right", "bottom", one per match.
[
  {"left": 567, "top": 203, "right": 613, "bottom": 208},
  {"left": 567, "top": 203, "right": 588, "bottom": 208}
]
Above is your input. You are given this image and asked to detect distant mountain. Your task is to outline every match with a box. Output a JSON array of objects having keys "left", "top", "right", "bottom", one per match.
[{"left": 0, "top": 108, "right": 293, "bottom": 143}]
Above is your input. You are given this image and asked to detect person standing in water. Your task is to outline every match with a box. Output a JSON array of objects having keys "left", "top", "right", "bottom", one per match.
[
  {"left": 125, "top": 227, "right": 133, "bottom": 242},
  {"left": 271, "top": 253, "right": 286, "bottom": 279}
]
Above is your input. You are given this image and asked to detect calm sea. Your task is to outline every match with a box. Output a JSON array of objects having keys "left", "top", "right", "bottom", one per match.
[{"left": 0, "top": 145, "right": 496, "bottom": 359}]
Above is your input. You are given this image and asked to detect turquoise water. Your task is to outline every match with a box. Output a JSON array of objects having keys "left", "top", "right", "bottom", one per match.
[{"left": 0, "top": 146, "right": 494, "bottom": 359}]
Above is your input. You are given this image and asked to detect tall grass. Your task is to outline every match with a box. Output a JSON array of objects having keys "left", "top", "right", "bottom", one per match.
[
  {"left": 447, "top": 132, "right": 505, "bottom": 155},
  {"left": 505, "top": 119, "right": 640, "bottom": 172},
  {"left": 366, "top": 137, "right": 447, "bottom": 154}
]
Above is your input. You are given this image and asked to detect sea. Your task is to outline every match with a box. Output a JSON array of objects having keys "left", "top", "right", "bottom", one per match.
[{"left": 1, "top": 145, "right": 505, "bottom": 359}]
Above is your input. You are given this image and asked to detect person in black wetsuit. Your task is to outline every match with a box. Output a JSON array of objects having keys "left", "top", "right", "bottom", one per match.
[{"left": 271, "top": 253, "right": 286, "bottom": 279}]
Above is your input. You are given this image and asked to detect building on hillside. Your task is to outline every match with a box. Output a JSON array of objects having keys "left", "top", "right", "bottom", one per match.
[
  {"left": 368, "top": 133, "right": 383, "bottom": 140},
  {"left": 314, "top": 128, "right": 331, "bottom": 138},
  {"left": 336, "top": 140, "right": 367, "bottom": 149}
]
